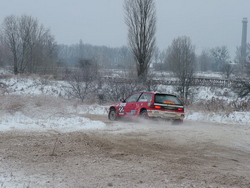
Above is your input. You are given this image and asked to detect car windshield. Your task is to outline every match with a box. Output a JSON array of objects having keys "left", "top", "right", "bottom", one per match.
[{"left": 154, "top": 94, "right": 182, "bottom": 105}]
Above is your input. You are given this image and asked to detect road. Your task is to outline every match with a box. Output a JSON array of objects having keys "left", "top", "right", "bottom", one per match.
[{"left": 0, "top": 115, "right": 250, "bottom": 188}]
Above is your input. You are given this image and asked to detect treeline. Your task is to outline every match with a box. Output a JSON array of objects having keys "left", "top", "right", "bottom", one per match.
[
  {"left": 0, "top": 15, "right": 135, "bottom": 75},
  {"left": 154, "top": 45, "right": 250, "bottom": 78},
  {"left": 1, "top": 15, "right": 250, "bottom": 79},
  {"left": 57, "top": 41, "right": 134, "bottom": 69},
  {"left": 1, "top": 14, "right": 250, "bottom": 101},
  {"left": 57, "top": 41, "right": 250, "bottom": 81}
]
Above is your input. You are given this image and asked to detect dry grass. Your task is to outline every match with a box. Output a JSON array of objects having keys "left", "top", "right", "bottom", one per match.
[
  {"left": 188, "top": 98, "right": 250, "bottom": 113},
  {"left": 0, "top": 95, "right": 25, "bottom": 114}
]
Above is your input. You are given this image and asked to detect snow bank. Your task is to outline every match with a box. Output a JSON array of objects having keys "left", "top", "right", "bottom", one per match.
[
  {"left": 0, "top": 112, "right": 106, "bottom": 132},
  {"left": 195, "top": 86, "right": 238, "bottom": 101},
  {"left": 0, "top": 94, "right": 107, "bottom": 133},
  {"left": 2, "top": 77, "right": 69, "bottom": 97},
  {"left": 186, "top": 111, "right": 250, "bottom": 125}
]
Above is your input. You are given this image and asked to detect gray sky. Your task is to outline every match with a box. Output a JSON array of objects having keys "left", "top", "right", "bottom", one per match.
[{"left": 0, "top": 0, "right": 249, "bottom": 58}]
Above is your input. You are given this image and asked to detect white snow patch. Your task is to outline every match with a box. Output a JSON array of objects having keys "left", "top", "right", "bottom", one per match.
[
  {"left": 0, "top": 112, "right": 106, "bottom": 132},
  {"left": 70, "top": 103, "right": 108, "bottom": 115},
  {"left": 3, "top": 77, "right": 69, "bottom": 97},
  {"left": 186, "top": 111, "right": 250, "bottom": 125}
]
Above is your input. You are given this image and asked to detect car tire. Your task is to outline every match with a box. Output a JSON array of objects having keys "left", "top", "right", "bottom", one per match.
[
  {"left": 172, "top": 119, "right": 183, "bottom": 125},
  {"left": 108, "top": 108, "right": 118, "bottom": 121},
  {"left": 140, "top": 109, "right": 148, "bottom": 119}
]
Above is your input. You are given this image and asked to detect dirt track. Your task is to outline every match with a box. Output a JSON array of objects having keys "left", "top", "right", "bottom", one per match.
[{"left": 1, "top": 115, "right": 250, "bottom": 188}]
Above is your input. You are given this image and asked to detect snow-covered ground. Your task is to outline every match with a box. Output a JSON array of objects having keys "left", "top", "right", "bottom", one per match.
[
  {"left": 0, "top": 69, "right": 250, "bottom": 188},
  {"left": 0, "top": 95, "right": 108, "bottom": 133},
  {"left": 0, "top": 68, "right": 249, "bottom": 134},
  {"left": 0, "top": 111, "right": 106, "bottom": 132}
]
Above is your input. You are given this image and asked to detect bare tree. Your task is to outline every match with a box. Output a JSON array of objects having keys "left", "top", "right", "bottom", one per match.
[
  {"left": 166, "top": 36, "right": 196, "bottom": 102},
  {"left": 2, "top": 15, "right": 57, "bottom": 75},
  {"left": 124, "top": 0, "right": 156, "bottom": 80},
  {"left": 221, "top": 62, "right": 234, "bottom": 79},
  {"left": 67, "top": 58, "right": 99, "bottom": 102},
  {"left": 0, "top": 34, "right": 9, "bottom": 67},
  {"left": 234, "top": 44, "right": 250, "bottom": 75},
  {"left": 210, "top": 46, "right": 230, "bottom": 72},
  {"left": 236, "top": 59, "right": 250, "bottom": 98},
  {"left": 231, "top": 44, "right": 250, "bottom": 98},
  {"left": 197, "top": 49, "right": 213, "bottom": 72},
  {"left": 36, "top": 34, "right": 58, "bottom": 75},
  {"left": 2, "top": 15, "right": 19, "bottom": 74}
]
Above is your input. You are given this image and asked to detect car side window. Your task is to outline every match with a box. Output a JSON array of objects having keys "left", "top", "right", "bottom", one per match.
[
  {"left": 125, "top": 93, "right": 141, "bottom": 103},
  {"left": 138, "top": 93, "right": 152, "bottom": 102}
]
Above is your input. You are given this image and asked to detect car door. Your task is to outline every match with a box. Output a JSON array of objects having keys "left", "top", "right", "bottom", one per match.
[
  {"left": 138, "top": 93, "right": 153, "bottom": 108},
  {"left": 123, "top": 93, "right": 142, "bottom": 116}
]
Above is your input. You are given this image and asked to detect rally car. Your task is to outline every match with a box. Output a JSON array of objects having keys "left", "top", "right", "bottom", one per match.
[{"left": 108, "top": 91, "right": 184, "bottom": 123}]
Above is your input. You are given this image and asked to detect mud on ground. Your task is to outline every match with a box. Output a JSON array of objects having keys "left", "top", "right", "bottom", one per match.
[{"left": 0, "top": 116, "right": 250, "bottom": 188}]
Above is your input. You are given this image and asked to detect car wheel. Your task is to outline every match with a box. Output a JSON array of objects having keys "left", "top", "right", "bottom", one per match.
[
  {"left": 172, "top": 119, "right": 183, "bottom": 125},
  {"left": 140, "top": 109, "right": 148, "bottom": 119},
  {"left": 108, "top": 108, "right": 118, "bottom": 121}
]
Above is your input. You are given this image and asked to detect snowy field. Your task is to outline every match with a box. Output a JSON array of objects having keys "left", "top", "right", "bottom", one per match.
[
  {"left": 0, "top": 68, "right": 249, "bottom": 133},
  {"left": 1, "top": 69, "right": 250, "bottom": 188}
]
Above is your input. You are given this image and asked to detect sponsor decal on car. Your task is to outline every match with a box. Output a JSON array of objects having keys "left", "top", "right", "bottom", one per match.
[
  {"left": 163, "top": 100, "right": 175, "bottom": 105},
  {"left": 126, "top": 110, "right": 136, "bottom": 115}
]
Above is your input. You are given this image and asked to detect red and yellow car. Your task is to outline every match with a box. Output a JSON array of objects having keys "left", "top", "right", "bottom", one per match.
[{"left": 108, "top": 92, "right": 184, "bottom": 123}]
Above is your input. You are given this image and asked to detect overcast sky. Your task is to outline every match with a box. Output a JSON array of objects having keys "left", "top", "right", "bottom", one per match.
[{"left": 0, "top": 0, "right": 249, "bottom": 58}]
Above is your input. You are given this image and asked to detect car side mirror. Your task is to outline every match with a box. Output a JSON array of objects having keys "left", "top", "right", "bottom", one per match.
[{"left": 120, "top": 98, "right": 125, "bottom": 103}]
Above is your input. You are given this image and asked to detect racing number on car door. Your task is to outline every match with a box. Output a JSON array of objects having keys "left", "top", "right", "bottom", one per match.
[{"left": 119, "top": 103, "right": 126, "bottom": 115}]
